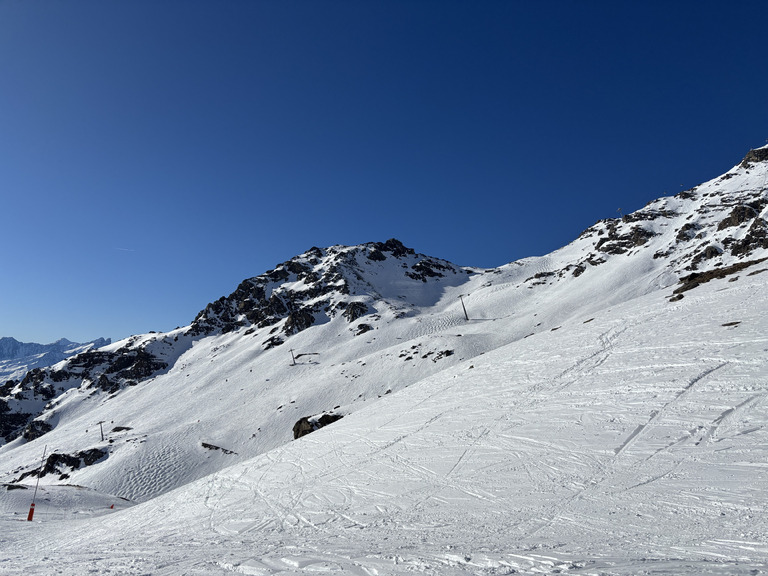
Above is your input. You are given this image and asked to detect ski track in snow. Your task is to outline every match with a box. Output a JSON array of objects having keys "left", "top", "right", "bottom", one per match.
[
  {"left": 3, "top": 277, "right": 768, "bottom": 575},
  {"left": 206, "top": 278, "right": 752, "bottom": 573}
]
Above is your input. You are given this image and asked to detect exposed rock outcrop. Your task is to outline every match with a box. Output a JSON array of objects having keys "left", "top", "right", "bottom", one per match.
[
  {"left": 22, "top": 419, "right": 53, "bottom": 441},
  {"left": 740, "top": 147, "right": 768, "bottom": 168},
  {"left": 0, "top": 341, "right": 170, "bottom": 442},
  {"left": 188, "top": 238, "right": 465, "bottom": 339},
  {"left": 293, "top": 412, "right": 344, "bottom": 439},
  {"left": 717, "top": 205, "right": 758, "bottom": 231},
  {"left": 14, "top": 448, "right": 108, "bottom": 482},
  {"left": 673, "top": 257, "right": 768, "bottom": 294}
]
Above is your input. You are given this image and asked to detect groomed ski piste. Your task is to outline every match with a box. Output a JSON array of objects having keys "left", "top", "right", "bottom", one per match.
[{"left": 1, "top": 147, "right": 767, "bottom": 575}]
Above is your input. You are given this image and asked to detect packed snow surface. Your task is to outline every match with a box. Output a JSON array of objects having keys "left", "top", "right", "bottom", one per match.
[{"left": 2, "top": 268, "right": 767, "bottom": 575}]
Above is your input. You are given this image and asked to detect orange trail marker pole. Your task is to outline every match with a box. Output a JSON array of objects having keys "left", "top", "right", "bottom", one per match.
[{"left": 27, "top": 445, "right": 47, "bottom": 522}]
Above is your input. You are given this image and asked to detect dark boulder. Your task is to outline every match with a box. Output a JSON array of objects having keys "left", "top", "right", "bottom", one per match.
[
  {"left": 355, "top": 323, "right": 373, "bottom": 336},
  {"left": 690, "top": 245, "right": 723, "bottom": 268},
  {"left": 293, "top": 413, "right": 344, "bottom": 439},
  {"left": 676, "top": 222, "right": 699, "bottom": 242},
  {"left": 263, "top": 336, "right": 284, "bottom": 350}
]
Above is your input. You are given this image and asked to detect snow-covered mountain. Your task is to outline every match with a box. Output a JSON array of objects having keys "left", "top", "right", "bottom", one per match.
[
  {"left": 0, "top": 336, "right": 110, "bottom": 385},
  {"left": 1, "top": 145, "right": 767, "bottom": 575}
]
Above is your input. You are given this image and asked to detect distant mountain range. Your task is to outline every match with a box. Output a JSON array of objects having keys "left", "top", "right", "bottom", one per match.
[{"left": 0, "top": 337, "right": 110, "bottom": 383}]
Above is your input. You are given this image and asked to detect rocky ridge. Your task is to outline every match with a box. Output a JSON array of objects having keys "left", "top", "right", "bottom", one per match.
[
  {"left": 0, "top": 239, "right": 469, "bottom": 443},
  {"left": 188, "top": 238, "right": 469, "bottom": 340},
  {"left": 518, "top": 144, "right": 768, "bottom": 291}
]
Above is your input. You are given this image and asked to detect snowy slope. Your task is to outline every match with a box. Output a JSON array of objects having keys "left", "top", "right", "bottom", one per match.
[
  {"left": 2, "top": 254, "right": 766, "bottom": 575},
  {"left": 0, "top": 146, "right": 767, "bottom": 574}
]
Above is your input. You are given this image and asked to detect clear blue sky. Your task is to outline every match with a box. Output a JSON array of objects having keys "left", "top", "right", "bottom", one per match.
[{"left": 1, "top": 0, "right": 766, "bottom": 344}]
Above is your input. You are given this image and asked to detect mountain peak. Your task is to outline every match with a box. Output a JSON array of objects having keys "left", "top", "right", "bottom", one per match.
[
  {"left": 188, "top": 238, "right": 467, "bottom": 340},
  {"left": 740, "top": 143, "right": 768, "bottom": 168}
]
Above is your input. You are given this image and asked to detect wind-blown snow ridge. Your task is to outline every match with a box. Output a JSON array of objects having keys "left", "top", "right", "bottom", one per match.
[{"left": 1, "top": 145, "right": 767, "bottom": 575}]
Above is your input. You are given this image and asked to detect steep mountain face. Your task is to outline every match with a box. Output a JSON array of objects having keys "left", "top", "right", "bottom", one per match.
[
  {"left": 587, "top": 151, "right": 768, "bottom": 278},
  {"left": 507, "top": 143, "right": 768, "bottom": 294},
  {"left": 0, "top": 239, "right": 469, "bottom": 445},
  {"left": 188, "top": 238, "right": 470, "bottom": 341},
  {"left": 0, "top": 144, "right": 766, "bottom": 506}
]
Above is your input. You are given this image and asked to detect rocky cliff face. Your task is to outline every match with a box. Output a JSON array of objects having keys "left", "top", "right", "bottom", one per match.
[
  {"left": 526, "top": 144, "right": 768, "bottom": 292},
  {"left": 188, "top": 238, "right": 469, "bottom": 341}
]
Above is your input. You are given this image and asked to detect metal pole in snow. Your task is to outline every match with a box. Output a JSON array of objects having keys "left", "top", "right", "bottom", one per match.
[
  {"left": 459, "top": 295, "right": 469, "bottom": 321},
  {"left": 97, "top": 421, "right": 105, "bottom": 442},
  {"left": 27, "top": 445, "right": 47, "bottom": 521},
  {"left": 289, "top": 349, "right": 296, "bottom": 366}
]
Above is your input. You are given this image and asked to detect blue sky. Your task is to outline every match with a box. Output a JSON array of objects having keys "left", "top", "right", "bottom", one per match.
[{"left": 1, "top": 0, "right": 767, "bottom": 344}]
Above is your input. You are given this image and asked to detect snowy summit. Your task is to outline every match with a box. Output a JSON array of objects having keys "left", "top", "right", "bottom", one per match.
[{"left": 1, "top": 146, "right": 767, "bottom": 575}]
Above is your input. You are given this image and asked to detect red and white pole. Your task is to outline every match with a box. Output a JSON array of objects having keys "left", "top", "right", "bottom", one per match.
[{"left": 27, "top": 445, "right": 47, "bottom": 522}]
